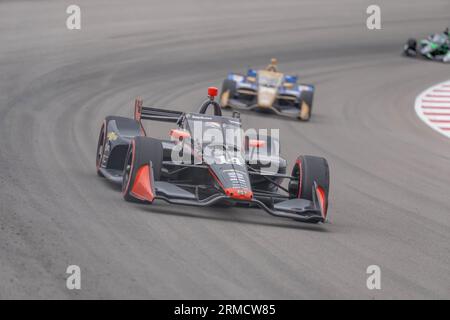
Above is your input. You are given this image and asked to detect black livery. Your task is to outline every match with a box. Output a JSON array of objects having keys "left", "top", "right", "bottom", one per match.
[{"left": 96, "top": 87, "right": 330, "bottom": 223}]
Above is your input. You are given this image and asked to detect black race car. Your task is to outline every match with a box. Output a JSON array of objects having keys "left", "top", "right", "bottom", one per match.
[{"left": 96, "top": 87, "right": 330, "bottom": 223}]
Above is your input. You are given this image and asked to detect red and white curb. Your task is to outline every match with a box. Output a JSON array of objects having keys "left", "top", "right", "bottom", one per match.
[{"left": 415, "top": 80, "right": 450, "bottom": 138}]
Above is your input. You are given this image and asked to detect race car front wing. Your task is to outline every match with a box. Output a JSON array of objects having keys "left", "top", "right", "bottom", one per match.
[{"left": 151, "top": 178, "right": 327, "bottom": 223}]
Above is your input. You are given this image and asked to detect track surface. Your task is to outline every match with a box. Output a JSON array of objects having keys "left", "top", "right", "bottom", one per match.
[{"left": 1, "top": 0, "right": 449, "bottom": 299}]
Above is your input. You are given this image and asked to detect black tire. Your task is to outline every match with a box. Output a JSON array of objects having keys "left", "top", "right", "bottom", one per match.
[
  {"left": 407, "top": 38, "right": 417, "bottom": 50},
  {"left": 299, "top": 90, "right": 314, "bottom": 121},
  {"left": 220, "top": 79, "right": 236, "bottom": 107},
  {"left": 289, "top": 155, "right": 329, "bottom": 202},
  {"left": 96, "top": 121, "right": 106, "bottom": 177},
  {"left": 404, "top": 38, "right": 417, "bottom": 56},
  {"left": 122, "top": 136, "right": 163, "bottom": 203},
  {"left": 221, "top": 79, "right": 236, "bottom": 96}
]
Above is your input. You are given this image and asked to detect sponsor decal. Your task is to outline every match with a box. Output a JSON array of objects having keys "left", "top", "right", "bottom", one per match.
[{"left": 107, "top": 132, "right": 118, "bottom": 141}]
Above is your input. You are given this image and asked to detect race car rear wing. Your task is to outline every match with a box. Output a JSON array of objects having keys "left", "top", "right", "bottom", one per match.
[{"left": 134, "top": 98, "right": 183, "bottom": 123}]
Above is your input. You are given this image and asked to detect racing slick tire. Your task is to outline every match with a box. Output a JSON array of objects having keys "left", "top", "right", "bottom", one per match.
[
  {"left": 220, "top": 79, "right": 236, "bottom": 108},
  {"left": 298, "top": 91, "right": 314, "bottom": 121},
  {"left": 122, "top": 136, "right": 163, "bottom": 203},
  {"left": 96, "top": 120, "right": 107, "bottom": 177},
  {"left": 289, "top": 155, "right": 329, "bottom": 203},
  {"left": 403, "top": 38, "right": 417, "bottom": 56}
]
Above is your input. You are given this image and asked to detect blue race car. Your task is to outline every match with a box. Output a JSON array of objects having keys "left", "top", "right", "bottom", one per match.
[{"left": 220, "top": 61, "right": 315, "bottom": 121}]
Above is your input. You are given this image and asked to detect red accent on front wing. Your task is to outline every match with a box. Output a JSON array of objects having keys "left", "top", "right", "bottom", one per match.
[
  {"left": 131, "top": 164, "right": 155, "bottom": 202},
  {"left": 224, "top": 188, "right": 253, "bottom": 201},
  {"left": 208, "top": 169, "right": 253, "bottom": 201},
  {"left": 315, "top": 186, "right": 327, "bottom": 219}
]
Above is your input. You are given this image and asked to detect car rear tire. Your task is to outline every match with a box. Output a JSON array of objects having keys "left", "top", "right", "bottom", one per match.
[
  {"left": 122, "top": 136, "right": 163, "bottom": 203},
  {"left": 289, "top": 155, "right": 329, "bottom": 202}
]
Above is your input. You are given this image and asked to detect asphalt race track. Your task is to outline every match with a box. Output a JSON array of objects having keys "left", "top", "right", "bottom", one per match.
[{"left": 0, "top": 0, "right": 449, "bottom": 299}]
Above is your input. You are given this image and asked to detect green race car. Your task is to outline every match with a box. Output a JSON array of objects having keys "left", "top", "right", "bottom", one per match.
[{"left": 404, "top": 29, "right": 450, "bottom": 63}]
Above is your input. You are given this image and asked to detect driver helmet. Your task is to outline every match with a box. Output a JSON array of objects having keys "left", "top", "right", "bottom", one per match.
[{"left": 266, "top": 58, "right": 278, "bottom": 72}]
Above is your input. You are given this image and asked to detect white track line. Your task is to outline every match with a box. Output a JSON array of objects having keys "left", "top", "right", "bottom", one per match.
[{"left": 415, "top": 80, "right": 450, "bottom": 138}]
